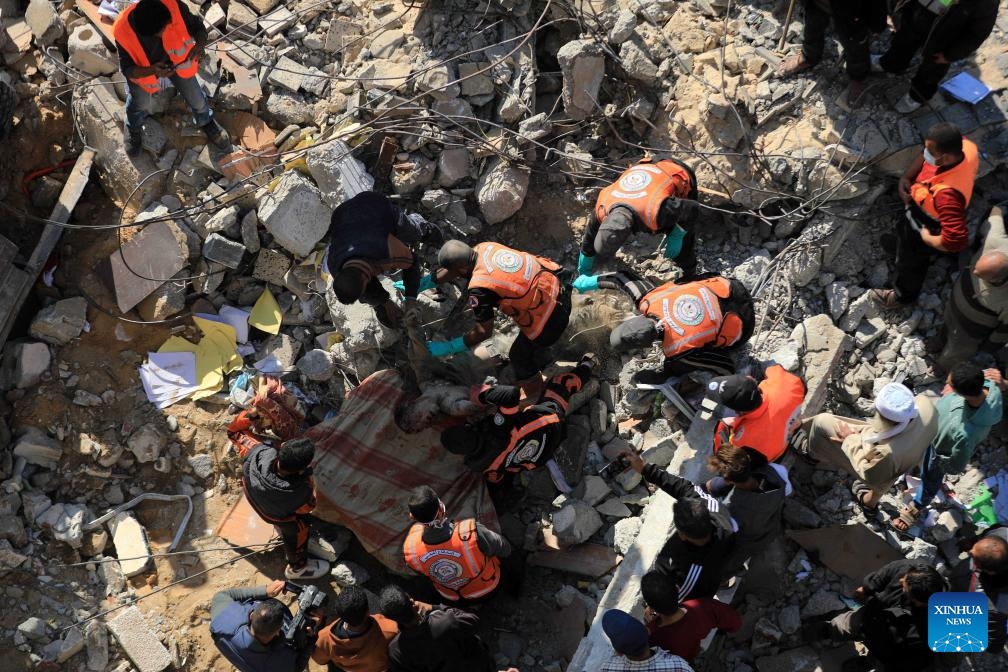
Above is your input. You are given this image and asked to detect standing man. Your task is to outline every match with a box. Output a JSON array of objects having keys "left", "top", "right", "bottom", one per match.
[
  {"left": 872, "top": 123, "right": 978, "bottom": 309},
  {"left": 328, "top": 191, "right": 443, "bottom": 329},
  {"left": 804, "top": 382, "right": 937, "bottom": 517},
  {"left": 113, "top": 0, "right": 230, "bottom": 156},
  {"left": 892, "top": 362, "right": 1003, "bottom": 532},
  {"left": 402, "top": 485, "right": 512, "bottom": 603},
  {"left": 210, "top": 580, "right": 317, "bottom": 672},
  {"left": 576, "top": 156, "right": 700, "bottom": 279},
  {"left": 939, "top": 205, "right": 1008, "bottom": 369},
  {"left": 622, "top": 451, "right": 737, "bottom": 602},
  {"left": 707, "top": 366, "right": 806, "bottom": 464},
  {"left": 229, "top": 428, "right": 330, "bottom": 580},
  {"left": 440, "top": 356, "right": 595, "bottom": 488},
  {"left": 875, "top": 0, "right": 999, "bottom": 113},
  {"left": 779, "top": 1, "right": 887, "bottom": 108},
  {"left": 428, "top": 240, "right": 571, "bottom": 395}
]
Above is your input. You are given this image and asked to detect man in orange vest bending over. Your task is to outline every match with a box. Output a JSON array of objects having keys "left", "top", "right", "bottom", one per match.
[
  {"left": 403, "top": 486, "right": 512, "bottom": 603},
  {"left": 575, "top": 156, "right": 700, "bottom": 284},
  {"left": 599, "top": 272, "right": 755, "bottom": 383},
  {"left": 425, "top": 240, "right": 572, "bottom": 394},
  {"left": 113, "top": 0, "right": 230, "bottom": 156},
  {"left": 706, "top": 367, "right": 806, "bottom": 464},
  {"left": 871, "top": 122, "right": 978, "bottom": 308}
]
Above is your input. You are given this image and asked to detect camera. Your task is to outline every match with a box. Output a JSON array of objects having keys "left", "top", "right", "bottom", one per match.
[
  {"left": 283, "top": 581, "right": 328, "bottom": 650},
  {"left": 598, "top": 455, "right": 630, "bottom": 480}
]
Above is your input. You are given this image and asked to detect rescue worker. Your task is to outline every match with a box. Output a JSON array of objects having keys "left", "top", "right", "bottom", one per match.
[
  {"left": 575, "top": 156, "right": 701, "bottom": 281},
  {"left": 402, "top": 486, "right": 512, "bottom": 603},
  {"left": 327, "top": 191, "right": 443, "bottom": 329},
  {"left": 593, "top": 272, "right": 755, "bottom": 381},
  {"left": 113, "top": 0, "right": 230, "bottom": 157},
  {"left": 871, "top": 122, "right": 978, "bottom": 308},
  {"left": 425, "top": 240, "right": 572, "bottom": 395},
  {"left": 706, "top": 365, "right": 807, "bottom": 464},
  {"left": 439, "top": 355, "right": 595, "bottom": 487}
]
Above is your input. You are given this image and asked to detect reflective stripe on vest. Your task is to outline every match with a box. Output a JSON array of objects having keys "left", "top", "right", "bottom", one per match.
[
  {"left": 639, "top": 277, "right": 737, "bottom": 358},
  {"left": 113, "top": 0, "right": 199, "bottom": 94},
  {"left": 594, "top": 159, "right": 693, "bottom": 233},
  {"left": 910, "top": 138, "right": 979, "bottom": 221},
  {"left": 918, "top": 0, "right": 957, "bottom": 15},
  {"left": 403, "top": 519, "right": 500, "bottom": 600},
  {"left": 485, "top": 413, "right": 559, "bottom": 482},
  {"left": 468, "top": 242, "right": 561, "bottom": 340},
  {"left": 722, "top": 365, "right": 805, "bottom": 462}
]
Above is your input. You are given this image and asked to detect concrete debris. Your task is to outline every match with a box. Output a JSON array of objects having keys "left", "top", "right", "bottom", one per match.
[
  {"left": 36, "top": 502, "right": 87, "bottom": 548},
  {"left": 551, "top": 500, "right": 603, "bottom": 547},
  {"left": 25, "top": 0, "right": 63, "bottom": 46},
  {"left": 297, "top": 348, "right": 337, "bottom": 381},
  {"left": 306, "top": 139, "right": 374, "bottom": 207},
  {"left": 67, "top": 24, "right": 116, "bottom": 76},
  {"left": 331, "top": 560, "right": 370, "bottom": 587},
  {"left": 106, "top": 606, "right": 172, "bottom": 672},
  {"left": 85, "top": 620, "right": 109, "bottom": 672},
  {"left": 476, "top": 158, "right": 529, "bottom": 225},
  {"left": 29, "top": 297, "right": 87, "bottom": 346},
  {"left": 203, "top": 233, "right": 247, "bottom": 269},
  {"left": 557, "top": 39, "right": 605, "bottom": 120},
  {"left": 257, "top": 171, "right": 332, "bottom": 257},
  {"left": 109, "top": 512, "right": 152, "bottom": 576},
  {"left": 127, "top": 426, "right": 167, "bottom": 464},
  {"left": 18, "top": 616, "right": 50, "bottom": 641},
  {"left": 1, "top": 340, "right": 50, "bottom": 389},
  {"left": 13, "top": 426, "right": 62, "bottom": 468},
  {"left": 108, "top": 221, "right": 188, "bottom": 314}
]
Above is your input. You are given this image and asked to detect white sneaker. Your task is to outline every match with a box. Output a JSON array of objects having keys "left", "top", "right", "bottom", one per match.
[
  {"left": 869, "top": 54, "right": 884, "bottom": 74},
  {"left": 285, "top": 558, "right": 330, "bottom": 580},
  {"left": 894, "top": 92, "right": 922, "bottom": 114}
]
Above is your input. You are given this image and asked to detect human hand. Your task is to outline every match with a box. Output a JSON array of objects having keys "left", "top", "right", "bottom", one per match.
[
  {"left": 853, "top": 586, "right": 866, "bottom": 603},
  {"left": 154, "top": 62, "right": 175, "bottom": 77},
  {"left": 898, "top": 176, "right": 912, "bottom": 204},
  {"left": 620, "top": 450, "right": 645, "bottom": 474},
  {"left": 266, "top": 579, "right": 286, "bottom": 597},
  {"left": 984, "top": 368, "right": 1006, "bottom": 392},
  {"left": 572, "top": 274, "right": 600, "bottom": 293},
  {"left": 831, "top": 420, "right": 855, "bottom": 443}
]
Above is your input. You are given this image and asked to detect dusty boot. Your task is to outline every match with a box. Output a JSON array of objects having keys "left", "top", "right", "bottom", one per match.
[
  {"left": 125, "top": 128, "right": 143, "bottom": 157},
  {"left": 202, "top": 120, "right": 232, "bottom": 151}
]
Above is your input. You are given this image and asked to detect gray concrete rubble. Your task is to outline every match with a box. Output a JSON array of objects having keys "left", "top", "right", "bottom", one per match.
[{"left": 106, "top": 607, "right": 172, "bottom": 672}]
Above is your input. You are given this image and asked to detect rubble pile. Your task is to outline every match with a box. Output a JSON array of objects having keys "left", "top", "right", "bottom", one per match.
[{"left": 0, "top": 0, "right": 1007, "bottom": 671}]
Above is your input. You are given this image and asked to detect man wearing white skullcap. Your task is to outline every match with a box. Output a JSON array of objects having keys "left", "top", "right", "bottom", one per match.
[{"left": 801, "top": 383, "right": 938, "bottom": 515}]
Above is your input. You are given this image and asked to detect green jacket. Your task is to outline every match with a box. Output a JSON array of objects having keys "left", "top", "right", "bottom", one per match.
[{"left": 933, "top": 381, "right": 1003, "bottom": 473}]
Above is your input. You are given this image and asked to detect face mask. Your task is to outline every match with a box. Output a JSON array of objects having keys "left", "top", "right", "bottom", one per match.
[{"left": 923, "top": 148, "right": 939, "bottom": 166}]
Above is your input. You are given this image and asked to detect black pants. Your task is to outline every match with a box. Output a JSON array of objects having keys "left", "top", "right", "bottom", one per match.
[
  {"left": 880, "top": 5, "right": 950, "bottom": 103},
  {"left": 893, "top": 211, "right": 949, "bottom": 302},
  {"left": 802, "top": 0, "right": 877, "bottom": 82},
  {"left": 509, "top": 284, "right": 573, "bottom": 380},
  {"left": 273, "top": 516, "right": 311, "bottom": 569}
]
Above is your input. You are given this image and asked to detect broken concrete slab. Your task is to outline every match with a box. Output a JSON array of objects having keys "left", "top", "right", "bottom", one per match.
[
  {"left": 787, "top": 524, "right": 904, "bottom": 583},
  {"left": 551, "top": 499, "right": 603, "bottom": 546},
  {"left": 36, "top": 502, "right": 87, "bottom": 548},
  {"left": 306, "top": 138, "right": 375, "bottom": 207},
  {"left": 529, "top": 543, "right": 622, "bottom": 578},
  {"left": 476, "top": 157, "right": 529, "bottom": 224},
  {"left": 252, "top": 248, "right": 291, "bottom": 286},
  {"left": 790, "top": 314, "right": 851, "bottom": 416},
  {"left": 26, "top": 0, "right": 64, "bottom": 46},
  {"left": 267, "top": 55, "right": 309, "bottom": 92},
  {"left": 106, "top": 606, "right": 172, "bottom": 672},
  {"left": 557, "top": 39, "right": 605, "bottom": 120},
  {"left": 68, "top": 23, "right": 116, "bottom": 76},
  {"left": 203, "top": 233, "right": 246, "bottom": 269},
  {"left": 13, "top": 427, "right": 62, "bottom": 468},
  {"left": 108, "top": 512, "right": 152, "bottom": 577},
  {"left": 1, "top": 340, "right": 51, "bottom": 389},
  {"left": 127, "top": 425, "right": 166, "bottom": 463},
  {"left": 257, "top": 170, "right": 332, "bottom": 257},
  {"left": 755, "top": 646, "right": 823, "bottom": 672},
  {"left": 29, "top": 296, "right": 87, "bottom": 346},
  {"left": 84, "top": 620, "right": 109, "bottom": 672},
  {"left": 136, "top": 270, "right": 189, "bottom": 322},
  {"left": 108, "top": 221, "right": 187, "bottom": 313}
]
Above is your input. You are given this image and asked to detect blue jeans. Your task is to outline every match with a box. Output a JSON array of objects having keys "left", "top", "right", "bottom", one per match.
[
  {"left": 124, "top": 74, "right": 213, "bottom": 134},
  {"left": 914, "top": 442, "right": 944, "bottom": 508}
]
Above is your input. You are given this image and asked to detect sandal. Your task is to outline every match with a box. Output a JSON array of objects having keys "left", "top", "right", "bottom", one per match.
[
  {"left": 852, "top": 481, "right": 878, "bottom": 515},
  {"left": 891, "top": 501, "right": 921, "bottom": 532},
  {"left": 779, "top": 53, "right": 812, "bottom": 77}
]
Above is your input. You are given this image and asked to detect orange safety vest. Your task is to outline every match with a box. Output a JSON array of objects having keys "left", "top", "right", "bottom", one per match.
[
  {"left": 910, "top": 138, "right": 979, "bottom": 221},
  {"left": 403, "top": 519, "right": 501, "bottom": 600},
  {"left": 714, "top": 365, "right": 805, "bottom": 463},
  {"left": 638, "top": 277, "right": 744, "bottom": 359},
  {"left": 595, "top": 159, "right": 694, "bottom": 233},
  {"left": 484, "top": 413, "right": 560, "bottom": 483},
  {"left": 468, "top": 242, "right": 562, "bottom": 340},
  {"left": 114, "top": 0, "right": 199, "bottom": 94}
]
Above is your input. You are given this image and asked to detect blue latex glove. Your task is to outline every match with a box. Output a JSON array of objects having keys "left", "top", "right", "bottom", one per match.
[
  {"left": 663, "top": 225, "right": 687, "bottom": 259},
  {"left": 427, "top": 336, "right": 468, "bottom": 357},
  {"left": 392, "top": 274, "right": 436, "bottom": 294},
  {"left": 572, "top": 274, "right": 600, "bottom": 293},
  {"left": 577, "top": 252, "right": 594, "bottom": 275}
]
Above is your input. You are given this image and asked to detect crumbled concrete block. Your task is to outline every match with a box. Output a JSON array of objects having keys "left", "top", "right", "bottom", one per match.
[
  {"left": 240, "top": 210, "right": 260, "bottom": 253},
  {"left": 106, "top": 606, "right": 172, "bottom": 672},
  {"left": 557, "top": 39, "right": 605, "bottom": 120},
  {"left": 26, "top": 0, "right": 63, "bottom": 45},
  {"left": 476, "top": 157, "right": 529, "bottom": 224},
  {"left": 247, "top": 0, "right": 280, "bottom": 14},
  {"left": 437, "top": 147, "right": 472, "bottom": 187},
  {"left": 36, "top": 502, "right": 87, "bottom": 548},
  {"left": 259, "top": 6, "right": 296, "bottom": 36},
  {"left": 85, "top": 620, "right": 109, "bottom": 671},
  {"left": 204, "top": 2, "right": 226, "bottom": 28},
  {"left": 108, "top": 221, "right": 187, "bottom": 313},
  {"left": 306, "top": 139, "right": 374, "bottom": 207},
  {"left": 267, "top": 55, "right": 308, "bottom": 92},
  {"left": 551, "top": 500, "right": 603, "bottom": 547},
  {"left": 0, "top": 539, "right": 28, "bottom": 575},
  {"left": 68, "top": 24, "right": 116, "bottom": 75},
  {"left": 226, "top": 2, "right": 258, "bottom": 40},
  {"left": 791, "top": 314, "right": 851, "bottom": 415},
  {"left": 136, "top": 270, "right": 189, "bottom": 322},
  {"left": 1, "top": 340, "right": 51, "bottom": 389},
  {"left": 18, "top": 616, "right": 50, "bottom": 641},
  {"left": 127, "top": 426, "right": 166, "bottom": 463},
  {"left": 257, "top": 171, "right": 332, "bottom": 257},
  {"left": 108, "top": 512, "right": 152, "bottom": 577},
  {"left": 29, "top": 297, "right": 87, "bottom": 346},
  {"left": 14, "top": 427, "right": 62, "bottom": 468},
  {"left": 252, "top": 248, "right": 291, "bottom": 285},
  {"left": 203, "top": 233, "right": 246, "bottom": 269}
]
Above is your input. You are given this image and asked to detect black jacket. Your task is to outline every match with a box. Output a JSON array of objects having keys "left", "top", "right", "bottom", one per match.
[
  {"left": 644, "top": 464, "right": 738, "bottom": 602},
  {"left": 902, "top": 0, "right": 999, "bottom": 62},
  {"left": 242, "top": 443, "right": 315, "bottom": 521},
  {"left": 858, "top": 559, "right": 936, "bottom": 672},
  {"left": 388, "top": 607, "right": 494, "bottom": 672}
]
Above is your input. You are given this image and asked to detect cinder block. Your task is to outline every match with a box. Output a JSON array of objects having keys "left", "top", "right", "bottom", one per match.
[{"left": 106, "top": 606, "right": 171, "bottom": 672}]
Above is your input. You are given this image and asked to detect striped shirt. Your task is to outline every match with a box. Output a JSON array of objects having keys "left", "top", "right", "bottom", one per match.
[{"left": 601, "top": 648, "right": 695, "bottom": 672}]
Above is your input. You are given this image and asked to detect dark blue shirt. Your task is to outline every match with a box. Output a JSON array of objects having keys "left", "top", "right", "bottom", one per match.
[{"left": 209, "top": 589, "right": 302, "bottom": 672}]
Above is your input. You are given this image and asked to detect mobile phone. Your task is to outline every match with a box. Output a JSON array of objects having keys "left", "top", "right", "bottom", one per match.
[{"left": 598, "top": 455, "right": 630, "bottom": 480}]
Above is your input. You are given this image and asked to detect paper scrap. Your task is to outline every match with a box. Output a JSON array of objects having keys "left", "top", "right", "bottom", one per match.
[
  {"left": 196, "top": 306, "right": 251, "bottom": 344},
  {"left": 940, "top": 72, "right": 991, "bottom": 104},
  {"left": 139, "top": 352, "right": 199, "bottom": 409},
  {"left": 157, "top": 317, "right": 243, "bottom": 400},
  {"left": 250, "top": 289, "right": 282, "bottom": 335}
]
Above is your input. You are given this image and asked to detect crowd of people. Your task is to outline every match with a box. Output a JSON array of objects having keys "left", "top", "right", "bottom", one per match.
[{"left": 106, "top": 0, "right": 1007, "bottom": 670}]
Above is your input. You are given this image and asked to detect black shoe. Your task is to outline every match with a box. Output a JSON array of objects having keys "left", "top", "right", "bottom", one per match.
[
  {"left": 202, "top": 120, "right": 232, "bottom": 151},
  {"left": 125, "top": 129, "right": 143, "bottom": 157}
]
